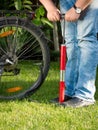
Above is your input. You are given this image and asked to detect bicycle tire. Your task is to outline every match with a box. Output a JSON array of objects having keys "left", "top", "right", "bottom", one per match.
[{"left": 0, "top": 16, "right": 50, "bottom": 100}]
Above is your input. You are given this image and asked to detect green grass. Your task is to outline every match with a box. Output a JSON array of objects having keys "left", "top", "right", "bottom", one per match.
[{"left": 0, "top": 62, "right": 98, "bottom": 130}]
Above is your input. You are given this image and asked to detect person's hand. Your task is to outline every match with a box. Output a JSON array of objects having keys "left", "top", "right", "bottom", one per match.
[
  {"left": 47, "top": 9, "right": 60, "bottom": 21},
  {"left": 65, "top": 7, "right": 80, "bottom": 22}
]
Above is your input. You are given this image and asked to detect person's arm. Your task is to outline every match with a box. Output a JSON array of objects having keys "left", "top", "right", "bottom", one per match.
[
  {"left": 39, "top": 0, "right": 60, "bottom": 21},
  {"left": 75, "top": 0, "right": 92, "bottom": 10},
  {"left": 39, "top": 0, "right": 57, "bottom": 12},
  {"left": 65, "top": 0, "right": 93, "bottom": 22}
]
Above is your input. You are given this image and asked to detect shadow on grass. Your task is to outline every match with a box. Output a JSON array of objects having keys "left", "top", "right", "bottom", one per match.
[
  {"left": 0, "top": 80, "right": 45, "bottom": 101},
  {"left": 0, "top": 78, "right": 59, "bottom": 103},
  {"left": 28, "top": 79, "right": 60, "bottom": 103},
  {"left": 0, "top": 66, "right": 98, "bottom": 103},
  {"left": 0, "top": 76, "right": 98, "bottom": 103}
]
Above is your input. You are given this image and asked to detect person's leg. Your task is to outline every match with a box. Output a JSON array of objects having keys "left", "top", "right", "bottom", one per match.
[
  {"left": 95, "top": 17, "right": 98, "bottom": 40},
  {"left": 51, "top": 0, "right": 78, "bottom": 103},
  {"left": 62, "top": 21, "right": 78, "bottom": 97},
  {"left": 60, "top": 0, "right": 98, "bottom": 107},
  {"left": 74, "top": 1, "right": 98, "bottom": 102},
  {"left": 60, "top": 0, "right": 78, "bottom": 97}
]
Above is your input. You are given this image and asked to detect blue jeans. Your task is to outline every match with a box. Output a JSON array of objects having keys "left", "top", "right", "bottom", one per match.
[
  {"left": 96, "top": 19, "right": 98, "bottom": 33},
  {"left": 60, "top": 0, "right": 98, "bottom": 101}
]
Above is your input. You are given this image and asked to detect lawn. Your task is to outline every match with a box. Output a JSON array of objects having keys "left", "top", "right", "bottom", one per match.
[{"left": 0, "top": 62, "right": 98, "bottom": 130}]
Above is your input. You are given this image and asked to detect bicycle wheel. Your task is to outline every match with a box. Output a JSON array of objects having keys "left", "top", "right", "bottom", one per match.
[{"left": 0, "top": 16, "right": 50, "bottom": 100}]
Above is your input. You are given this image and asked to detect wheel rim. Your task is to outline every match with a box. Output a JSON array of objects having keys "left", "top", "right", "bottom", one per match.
[{"left": 0, "top": 23, "right": 47, "bottom": 99}]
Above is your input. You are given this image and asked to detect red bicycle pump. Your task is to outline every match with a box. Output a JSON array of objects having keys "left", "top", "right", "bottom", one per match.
[
  {"left": 59, "top": 17, "right": 66, "bottom": 103},
  {"left": 59, "top": 44, "right": 66, "bottom": 103}
]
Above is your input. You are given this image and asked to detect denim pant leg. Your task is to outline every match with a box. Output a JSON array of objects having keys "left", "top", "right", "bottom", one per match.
[
  {"left": 62, "top": 22, "right": 78, "bottom": 97},
  {"left": 74, "top": 2, "right": 98, "bottom": 101},
  {"left": 96, "top": 18, "right": 98, "bottom": 33},
  {"left": 60, "top": 0, "right": 78, "bottom": 97}
]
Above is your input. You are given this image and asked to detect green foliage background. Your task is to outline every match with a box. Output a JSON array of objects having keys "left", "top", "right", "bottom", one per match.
[{"left": 0, "top": 0, "right": 60, "bottom": 59}]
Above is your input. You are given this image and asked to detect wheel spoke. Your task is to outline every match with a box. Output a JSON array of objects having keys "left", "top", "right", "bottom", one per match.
[{"left": 0, "top": 17, "right": 50, "bottom": 100}]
